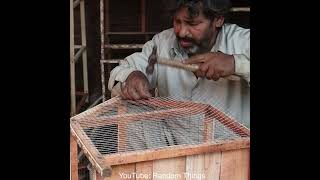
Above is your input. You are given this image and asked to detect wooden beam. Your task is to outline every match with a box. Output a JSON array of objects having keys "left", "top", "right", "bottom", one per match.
[
  {"left": 230, "top": 7, "right": 250, "bottom": 12},
  {"left": 105, "top": 32, "right": 157, "bottom": 35},
  {"left": 104, "top": 44, "right": 144, "bottom": 49},
  {"left": 70, "top": 0, "right": 76, "bottom": 116},
  {"left": 80, "top": 0, "right": 89, "bottom": 102},
  {"left": 74, "top": 45, "right": 86, "bottom": 63},
  {"left": 103, "top": 138, "right": 249, "bottom": 166},
  {"left": 100, "top": 59, "right": 124, "bottom": 64}
]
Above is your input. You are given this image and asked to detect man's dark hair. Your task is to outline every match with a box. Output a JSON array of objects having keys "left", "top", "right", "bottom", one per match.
[{"left": 170, "top": 0, "right": 232, "bottom": 20}]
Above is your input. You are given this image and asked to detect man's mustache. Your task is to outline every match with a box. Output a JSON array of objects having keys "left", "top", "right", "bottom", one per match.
[{"left": 177, "top": 36, "right": 196, "bottom": 44}]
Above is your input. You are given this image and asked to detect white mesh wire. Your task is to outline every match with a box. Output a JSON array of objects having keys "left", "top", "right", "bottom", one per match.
[{"left": 71, "top": 96, "right": 249, "bottom": 156}]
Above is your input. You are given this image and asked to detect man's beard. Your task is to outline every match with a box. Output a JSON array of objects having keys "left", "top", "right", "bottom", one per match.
[{"left": 177, "top": 36, "right": 212, "bottom": 55}]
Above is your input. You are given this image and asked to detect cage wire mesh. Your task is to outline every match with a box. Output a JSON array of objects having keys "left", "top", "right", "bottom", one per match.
[{"left": 71, "top": 96, "right": 249, "bottom": 156}]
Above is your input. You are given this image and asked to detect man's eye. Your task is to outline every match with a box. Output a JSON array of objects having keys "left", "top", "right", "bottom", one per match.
[{"left": 189, "top": 22, "right": 199, "bottom": 26}]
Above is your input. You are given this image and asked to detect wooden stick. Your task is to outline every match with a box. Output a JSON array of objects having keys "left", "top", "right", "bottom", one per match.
[{"left": 158, "top": 58, "right": 240, "bottom": 81}]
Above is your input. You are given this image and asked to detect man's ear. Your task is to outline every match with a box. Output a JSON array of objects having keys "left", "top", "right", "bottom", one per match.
[{"left": 214, "top": 16, "right": 225, "bottom": 27}]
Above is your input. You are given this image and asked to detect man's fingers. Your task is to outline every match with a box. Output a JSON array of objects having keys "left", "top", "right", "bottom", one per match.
[
  {"left": 120, "top": 83, "right": 132, "bottom": 100},
  {"left": 128, "top": 87, "right": 140, "bottom": 100},
  {"left": 133, "top": 81, "right": 150, "bottom": 99},
  {"left": 195, "top": 63, "right": 209, "bottom": 77},
  {"left": 183, "top": 55, "right": 206, "bottom": 64},
  {"left": 206, "top": 66, "right": 215, "bottom": 80}
]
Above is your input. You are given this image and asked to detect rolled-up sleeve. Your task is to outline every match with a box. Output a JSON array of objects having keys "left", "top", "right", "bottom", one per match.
[
  {"left": 234, "top": 54, "right": 250, "bottom": 83},
  {"left": 233, "top": 28, "right": 250, "bottom": 84}
]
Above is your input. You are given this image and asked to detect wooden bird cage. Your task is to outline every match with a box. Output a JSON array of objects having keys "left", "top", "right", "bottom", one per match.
[{"left": 70, "top": 97, "right": 250, "bottom": 179}]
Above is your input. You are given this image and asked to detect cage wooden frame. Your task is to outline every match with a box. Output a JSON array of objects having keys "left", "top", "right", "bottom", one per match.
[{"left": 70, "top": 97, "right": 250, "bottom": 179}]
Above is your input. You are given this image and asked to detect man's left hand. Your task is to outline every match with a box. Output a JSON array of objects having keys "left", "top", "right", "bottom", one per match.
[{"left": 184, "top": 52, "right": 235, "bottom": 81}]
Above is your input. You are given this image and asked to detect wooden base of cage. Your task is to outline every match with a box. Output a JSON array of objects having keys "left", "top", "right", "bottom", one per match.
[
  {"left": 90, "top": 148, "right": 249, "bottom": 180},
  {"left": 70, "top": 97, "right": 250, "bottom": 179}
]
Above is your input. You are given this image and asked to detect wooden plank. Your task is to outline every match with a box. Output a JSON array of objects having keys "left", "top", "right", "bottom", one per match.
[
  {"left": 153, "top": 156, "right": 186, "bottom": 180},
  {"left": 70, "top": 134, "right": 78, "bottom": 180},
  {"left": 220, "top": 148, "right": 250, "bottom": 180},
  {"left": 136, "top": 161, "right": 153, "bottom": 180},
  {"left": 103, "top": 138, "right": 249, "bottom": 166},
  {"left": 185, "top": 152, "right": 221, "bottom": 180},
  {"left": 105, "top": 164, "right": 136, "bottom": 180},
  {"left": 204, "top": 152, "right": 222, "bottom": 180}
]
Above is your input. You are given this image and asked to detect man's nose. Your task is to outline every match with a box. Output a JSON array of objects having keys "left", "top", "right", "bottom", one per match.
[{"left": 178, "top": 24, "right": 190, "bottom": 38}]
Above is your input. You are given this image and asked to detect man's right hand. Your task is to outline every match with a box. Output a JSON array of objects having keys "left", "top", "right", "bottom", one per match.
[{"left": 120, "top": 71, "right": 152, "bottom": 100}]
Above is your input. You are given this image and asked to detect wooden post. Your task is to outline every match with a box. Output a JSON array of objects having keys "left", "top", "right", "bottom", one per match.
[
  {"left": 80, "top": 0, "right": 89, "bottom": 103},
  {"left": 141, "top": 0, "right": 147, "bottom": 42},
  {"left": 100, "top": 61, "right": 106, "bottom": 102},
  {"left": 100, "top": 0, "right": 106, "bottom": 102},
  {"left": 70, "top": 134, "right": 79, "bottom": 180},
  {"left": 70, "top": 0, "right": 77, "bottom": 116}
]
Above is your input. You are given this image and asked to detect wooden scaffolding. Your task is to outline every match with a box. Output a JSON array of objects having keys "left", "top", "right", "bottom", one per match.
[{"left": 70, "top": 0, "right": 89, "bottom": 117}]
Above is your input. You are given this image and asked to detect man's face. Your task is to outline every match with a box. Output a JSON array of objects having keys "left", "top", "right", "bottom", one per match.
[{"left": 173, "top": 7, "right": 221, "bottom": 55}]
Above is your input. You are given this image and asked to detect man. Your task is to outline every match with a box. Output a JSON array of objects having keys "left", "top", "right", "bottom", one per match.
[{"left": 108, "top": 0, "right": 250, "bottom": 150}]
